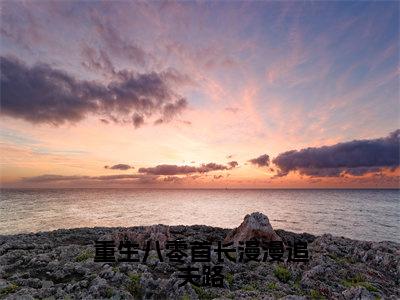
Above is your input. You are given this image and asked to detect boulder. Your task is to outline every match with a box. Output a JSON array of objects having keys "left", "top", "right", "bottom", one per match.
[
  {"left": 224, "top": 212, "right": 281, "bottom": 245},
  {"left": 109, "top": 224, "right": 171, "bottom": 249},
  {"left": 342, "top": 287, "right": 376, "bottom": 300}
]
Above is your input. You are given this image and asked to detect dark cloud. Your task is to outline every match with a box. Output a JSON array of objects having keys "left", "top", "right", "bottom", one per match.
[
  {"left": 197, "top": 163, "right": 232, "bottom": 173},
  {"left": 0, "top": 56, "right": 188, "bottom": 126},
  {"left": 163, "top": 174, "right": 206, "bottom": 183},
  {"left": 132, "top": 113, "right": 145, "bottom": 128},
  {"left": 104, "top": 164, "right": 134, "bottom": 170},
  {"left": 248, "top": 154, "right": 270, "bottom": 167},
  {"left": 22, "top": 169, "right": 222, "bottom": 186},
  {"left": 154, "top": 98, "right": 188, "bottom": 125},
  {"left": 139, "top": 165, "right": 197, "bottom": 175},
  {"left": 272, "top": 130, "right": 400, "bottom": 177},
  {"left": 162, "top": 98, "right": 188, "bottom": 120},
  {"left": 81, "top": 44, "right": 115, "bottom": 75},
  {"left": 163, "top": 176, "right": 184, "bottom": 183},
  {"left": 138, "top": 162, "right": 237, "bottom": 175},
  {"left": 92, "top": 174, "right": 142, "bottom": 180},
  {"left": 227, "top": 161, "right": 238, "bottom": 168}
]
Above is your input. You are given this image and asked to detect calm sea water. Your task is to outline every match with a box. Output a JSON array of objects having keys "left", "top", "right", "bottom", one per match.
[{"left": 0, "top": 189, "right": 398, "bottom": 242}]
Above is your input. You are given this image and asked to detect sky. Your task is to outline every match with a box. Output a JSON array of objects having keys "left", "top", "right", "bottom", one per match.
[{"left": 0, "top": 1, "right": 399, "bottom": 188}]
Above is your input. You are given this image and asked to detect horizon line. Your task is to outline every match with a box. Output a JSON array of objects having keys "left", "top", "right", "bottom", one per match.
[{"left": 1, "top": 187, "right": 399, "bottom": 191}]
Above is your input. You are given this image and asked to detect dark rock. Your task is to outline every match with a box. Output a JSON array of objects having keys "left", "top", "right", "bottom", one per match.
[
  {"left": 110, "top": 224, "right": 171, "bottom": 249},
  {"left": 342, "top": 286, "right": 375, "bottom": 300},
  {"left": 224, "top": 212, "right": 281, "bottom": 245}
]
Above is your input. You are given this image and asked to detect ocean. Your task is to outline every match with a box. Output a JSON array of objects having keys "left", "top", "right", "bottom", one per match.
[{"left": 0, "top": 189, "right": 398, "bottom": 242}]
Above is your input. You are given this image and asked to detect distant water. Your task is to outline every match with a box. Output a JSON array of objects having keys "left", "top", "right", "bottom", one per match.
[{"left": 0, "top": 189, "right": 399, "bottom": 242}]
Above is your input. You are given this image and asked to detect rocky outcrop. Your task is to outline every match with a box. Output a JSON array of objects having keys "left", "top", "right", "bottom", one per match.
[
  {"left": 0, "top": 215, "right": 399, "bottom": 299},
  {"left": 224, "top": 212, "right": 281, "bottom": 245},
  {"left": 109, "top": 224, "right": 171, "bottom": 249}
]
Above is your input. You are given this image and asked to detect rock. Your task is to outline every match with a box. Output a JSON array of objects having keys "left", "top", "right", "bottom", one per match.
[
  {"left": 0, "top": 222, "right": 399, "bottom": 299},
  {"left": 41, "top": 280, "right": 53, "bottom": 289},
  {"left": 88, "top": 276, "right": 109, "bottom": 297},
  {"left": 0, "top": 279, "right": 8, "bottom": 289},
  {"left": 110, "top": 224, "right": 171, "bottom": 249},
  {"left": 342, "top": 286, "right": 376, "bottom": 300},
  {"left": 224, "top": 212, "right": 281, "bottom": 245},
  {"left": 99, "top": 264, "right": 115, "bottom": 279}
]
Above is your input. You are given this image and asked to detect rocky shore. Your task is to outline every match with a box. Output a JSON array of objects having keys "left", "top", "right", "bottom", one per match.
[{"left": 0, "top": 213, "right": 399, "bottom": 299}]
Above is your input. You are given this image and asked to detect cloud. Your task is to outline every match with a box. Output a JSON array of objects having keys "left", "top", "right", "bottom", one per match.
[
  {"left": 248, "top": 154, "right": 270, "bottom": 167},
  {"left": 0, "top": 2, "right": 43, "bottom": 51},
  {"left": 139, "top": 165, "right": 196, "bottom": 175},
  {"left": 272, "top": 130, "right": 400, "bottom": 177},
  {"left": 92, "top": 13, "right": 147, "bottom": 66},
  {"left": 92, "top": 174, "right": 143, "bottom": 180},
  {"left": 22, "top": 174, "right": 157, "bottom": 183},
  {"left": 163, "top": 176, "right": 184, "bottom": 183},
  {"left": 227, "top": 161, "right": 238, "bottom": 168},
  {"left": 81, "top": 44, "right": 115, "bottom": 75},
  {"left": 104, "top": 164, "right": 134, "bottom": 170},
  {"left": 0, "top": 56, "right": 189, "bottom": 127},
  {"left": 22, "top": 175, "right": 90, "bottom": 183},
  {"left": 138, "top": 162, "right": 237, "bottom": 175},
  {"left": 198, "top": 163, "right": 233, "bottom": 173},
  {"left": 154, "top": 98, "right": 188, "bottom": 125},
  {"left": 132, "top": 113, "right": 145, "bottom": 128}
]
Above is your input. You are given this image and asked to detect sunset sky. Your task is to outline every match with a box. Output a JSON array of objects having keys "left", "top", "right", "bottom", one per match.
[{"left": 1, "top": 1, "right": 399, "bottom": 188}]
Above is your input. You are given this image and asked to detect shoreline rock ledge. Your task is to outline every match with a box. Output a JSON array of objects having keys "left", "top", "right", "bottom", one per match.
[
  {"left": 224, "top": 212, "right": 281, "bottom": 245},
  {"left": 0, "top": 212, "right": 399, "bottom": 299}
]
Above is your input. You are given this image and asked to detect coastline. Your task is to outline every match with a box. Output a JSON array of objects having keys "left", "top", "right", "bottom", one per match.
[{"left": 0, "top": 223, "right": 399, "bottom": 299}]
